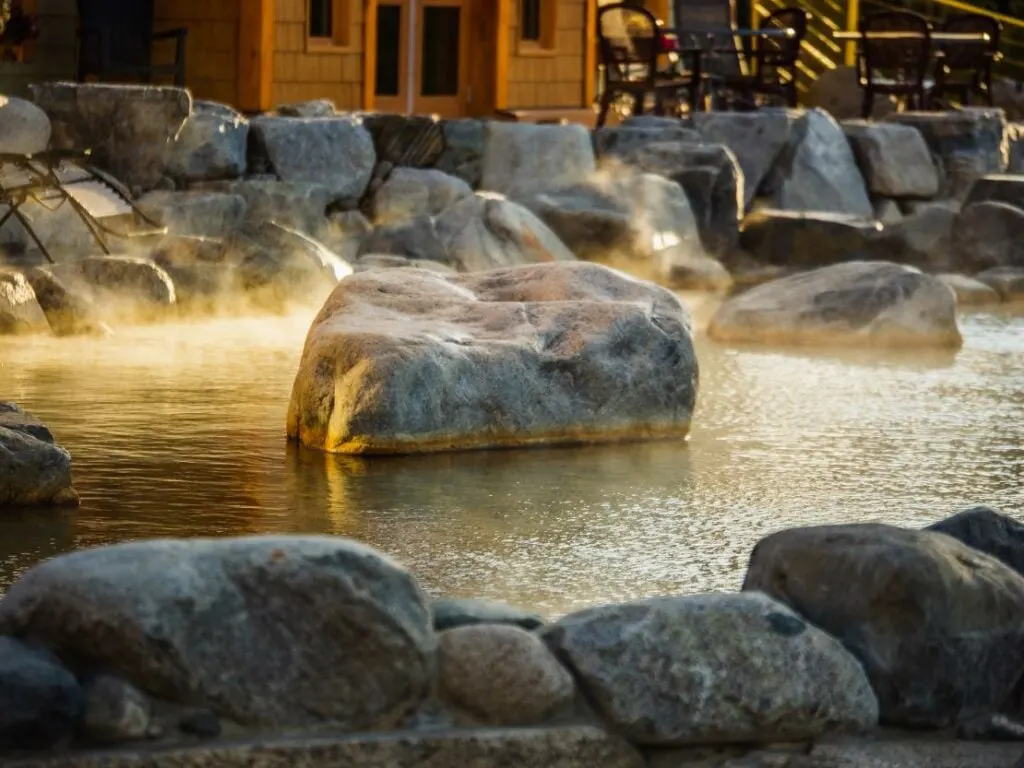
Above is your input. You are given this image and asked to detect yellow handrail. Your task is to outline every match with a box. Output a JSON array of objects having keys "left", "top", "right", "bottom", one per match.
[
  {"left": 845, "top": 0, "right": 860, "bottom": 68},
  {"left": 917, "top": 0, "right": 1024, "bottom": 29}
]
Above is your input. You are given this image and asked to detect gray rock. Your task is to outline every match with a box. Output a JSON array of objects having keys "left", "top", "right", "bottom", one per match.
[
  {"left": 147, "top": 236, "right": 236, "bottom": 308},
  {"left": 358, "top": 216, "right": 447, "bottom": 265},
  {"left": 287, "top": 262, "right": 698, "bottom": 454},
  {"left": 593, "top": 123, "right": 703, "bottom": 160},
  {"left": 975, "top": 266, "right": 1024, "bottom": 301},
  {"left": 937, "top": 274, "right": 1003, "bottom": 306},
  {"left": 166, "top": 101, "right": 248, "bottom": 183},
  {"left": 617, "top": 141, "right": 742, "bottom": 259},
  {"left": 1, "top": 725, "right": 646, "bottom": 768},
  {"left": 0, "top": 403, "right": 78, "bottom": 506},
  {"left": 372, "top": 168, "right": 473, "bottom": 224},
  {"left": 249, "top": 116, "right": 376, "bottom": 202},
  {"left": 843, "top": 120, "right": 940, "bottom": 199},
  {"left": 708, "top": 261, "right": 962, "bottom": 348},
  {"left": 900, "top": 198, "right": 962, "bottom": 216},
  {"left": 355, "top": 254, "right": 456, "bottom": 275},
  {"left": 76, "top": 256, "right": 177, "bottom": 314},
  {"left": 692, "top": 109, "right": 792, "bottom": 207},
  {"left": 0, "top": 95, "right": 51, "bottom": 154},
  {"left": 80, "top": 675, "right": 152, "bottom": 745},
  {"left": 885, "top": 109, "right": 1007, "bottom": 199},
  {"left": 436, "top": 119, "right": 484, "bottom": 188},
  {"left": 363, "top": 113, "right": 445, "bottom": 168},
  {"left": 481, "top": 122, "right": 596, "bottom": 199},
  {"left": 31, "top": 82, "right": 192, "bottom": 193},
  {"left": 214, "top": 179, "right": 333, "bottom": 237},
  {"left": 1009, "top": 122, "right": 1024, "bottom": 172},
  {"left": 0, "top": 636, "right": 84, "bottom": 751},
  {"left": 928, "top": 507, "right": 1024, "bottom": 579},
  {"left": 22, "top": 267, "right": 107, "bottom": 337},
  {"left": 439, "top": 625, "right": 575, "bottom": 726},
  {"left": 0, "top": 536, "right": 435, "bottom": 728},
  {"left": 807, "top": 737, "right": 1024, "bottom": 767},
  {"left": 868, "top": 205, "right": 957, "bottom": 272},
  {"left": 765, "top": 109, "right": 873, "bottom": 218},
  {"left": 319, "top": 209, "right": 372, "bottom": 263},
  {"left": 951, "top": 202, "right": 1024, "bottom": 273},
  {"left": 542, "top": 592, "right": 878, "bottom": 746},
  {"left": 136, "top": 190, "right": 247, "bottom": 238},
  {"left": 743, "top": 523, "right": 1024, "bottom": 728},
  {"left": 0, "top": 269, "right": 49, "bottom": 334},
  {"left": 738, "top": 210, "right": 880, "bottom": 269},
  {"left": 273, "top": 99, "right": 336, "bottom": 118},
  {"left": 874, "top": 198, "right": 903, "bottom": 224},
  {"left": 964, "top": 174, "right": 1024, "bottom": 210},
  {"left": 432, "top": 598, "right": 544, "bottom": 631}
]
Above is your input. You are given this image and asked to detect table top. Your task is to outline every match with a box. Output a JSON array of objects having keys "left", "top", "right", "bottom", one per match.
[
  {"left": 664, "top": 26, "right": 796, "bottom": 40},
  {"left": 833, "top": 30, "right": 991, "bottom": 42}
]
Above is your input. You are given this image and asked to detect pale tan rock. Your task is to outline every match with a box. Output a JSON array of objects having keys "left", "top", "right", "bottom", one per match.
[{"left": 439, "top": 624, "right": 575, "bottom": 725}]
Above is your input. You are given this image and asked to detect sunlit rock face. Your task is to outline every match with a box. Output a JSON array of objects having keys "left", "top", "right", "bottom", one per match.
[
  {"left": 287, "top": 262, "right": 698, "bottom": 455},
  {"left": 708, "top": 261, "right": 962, "bottom": 349}
]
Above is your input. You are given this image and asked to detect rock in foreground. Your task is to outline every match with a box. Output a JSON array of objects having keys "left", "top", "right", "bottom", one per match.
[
  {"left": 708, "top": 261, "right": 962, "bottom": 348},
  {"left": 743, "top": 523, "right": 1024, "bottom": 728},
  {"left": 287, "top": 262, "right": 698, "bottom": 454},
  {"left": 542, "top": 591, "right": 878, "bottom": 746},
  {"left": 0, "top": 637, "right": 83, "bottom": 751},
  {"left": 0, "top": 402, "right": 78, "bottom": 507},
  {"left": 0, "top": 536, "right": 434, "bottom": 728}
]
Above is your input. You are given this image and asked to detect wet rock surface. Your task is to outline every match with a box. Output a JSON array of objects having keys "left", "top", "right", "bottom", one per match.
[
  {"left": 708, "top": 261, "right": 962, "bottom": 348},
  {"left": 543, "top": 592, "right": 878, "bottom": 746},
  {"left": 0, "top": 402, "right": 78, "bottom": 508},
  {"left": 288, "top": 262, "right": 698, "bottom": 454},
  {"left": 0, "top": 536, "right": 435, "bottom": 728}
]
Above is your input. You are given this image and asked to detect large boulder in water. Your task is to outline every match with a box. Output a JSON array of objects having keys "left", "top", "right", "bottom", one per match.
[
  {"left": 542, "top": 592, "right": 878, "bottom": 746},
  {"left": 708, "top": 261, "right": 962, "bottom": 349},
  {"left": 287, "top": 262, "right": 698, "bottom": 454},
  {"left": 0, "top": 270, "right": 49, "bottom": 335},
  {"left": 0, "top": 402, "right": 78, "bottom": 507},
  {"left": 0, "top": 535, "right": 435, "bottom": 728},
  {"left": 743, "top": 523, "right": 1024, "bottom": 728},
  {"left": 359, "top": 193, "right": 576, "bottom": 273}
]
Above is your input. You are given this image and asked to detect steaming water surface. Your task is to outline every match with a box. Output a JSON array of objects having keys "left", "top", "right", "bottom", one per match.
[{"left": 1, "top": 307, "right": 1022, "bottom": 615}]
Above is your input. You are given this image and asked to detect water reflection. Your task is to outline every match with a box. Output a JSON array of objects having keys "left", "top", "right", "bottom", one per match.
[{"left": 0, "top": 309, "right": 1022, "bottom": 616}]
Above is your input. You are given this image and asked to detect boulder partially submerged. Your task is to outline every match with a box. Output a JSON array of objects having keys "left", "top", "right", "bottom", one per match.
[
  {"left": 0, "top": 402, "right": 78, "bottom": 507},
  {"left": 708, "top": 261, "right": 962, "bottom": 349},
  {"left": 287, "top": 262, "right": 698, "bottom": 454}
]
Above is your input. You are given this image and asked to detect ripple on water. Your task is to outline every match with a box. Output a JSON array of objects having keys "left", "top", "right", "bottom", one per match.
[{"left": 0, "top": 309, "right": 1022, "bottom": 616}]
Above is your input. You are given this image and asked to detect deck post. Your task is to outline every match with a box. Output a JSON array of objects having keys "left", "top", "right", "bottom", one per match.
[
  {"left": 585, "top": 0, "right": 597, "bottom": 109},
  {"left": 364, "top": 0, "right": 379, "bottom": 110},
  {"left": 237, "top": 0, "right": 275, "bottom": 112},
  {"left": 844, "top": 0, "right": 860, "bottom": 68},
  {"left": 495, "top": 0, "right": 511, "bottom": 110}
]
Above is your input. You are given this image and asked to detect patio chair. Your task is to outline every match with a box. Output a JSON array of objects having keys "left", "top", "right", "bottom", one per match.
[
  {"left": 856, "top": 11, "right": 933, "bottom": 118},
  {"left": 719, "top": 7, "right": 807, "bottom": 108},
  {"left": 672, "top": 0, "right": 746, "bottom": 109},
  {"left": 76, "top": 0, "right": 188, "bottom": 87},
  {"left": 930, "top": 14, "right": 1001, "bottom": 107},
  {"left": 0, "top": 151, "right": 167, "bottom": 264},
  {"left": 597, "top": 3, "right": 701, "bottom": 127}
]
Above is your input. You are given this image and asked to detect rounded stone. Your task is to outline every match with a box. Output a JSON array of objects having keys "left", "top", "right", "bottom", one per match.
[
  {"left": 0, "top": 95, "right": 51, "bottom": 155},
  {"left": 438, "top": 624, "right": 575, "bottom": 726}
]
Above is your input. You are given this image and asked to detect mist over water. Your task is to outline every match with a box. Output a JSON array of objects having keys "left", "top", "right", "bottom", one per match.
[{"left": 1, "top": 305, "right": 1022, "bottom": 616}]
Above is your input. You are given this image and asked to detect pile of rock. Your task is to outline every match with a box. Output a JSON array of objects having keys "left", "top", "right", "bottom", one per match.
[{"left": 4, "top": 505, "right": 1024, "bottom": 766}]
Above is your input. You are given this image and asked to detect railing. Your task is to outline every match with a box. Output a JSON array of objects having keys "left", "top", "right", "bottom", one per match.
[{"left": 750, "top": 0, "right": 1024, "bottom": 96}]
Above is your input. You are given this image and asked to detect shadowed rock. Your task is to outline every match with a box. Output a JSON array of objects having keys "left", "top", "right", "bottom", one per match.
[
  {"left": 0, "top": 536, "right": 435, "bottom": 729},
  {"left": 0, "top": 636, "right": 84, "bottom": 751},
  {"left": 937, "top": 274, "right": 1002, "bottom": 306},
  {"left": 166, "top": 101, "right": 248, "bottom": 183},
  {"left": 288, "top": 262, "right": 698, "bottom": 454},
  {"left": 738, "top": 209, "right": 880, "bottom": 269},
  {"left": 975, "top": 266, "right": 1024, "bottom": 301},
  {"left": 842, "top": 120, "right": 940, "bottom": 199},
  {"left": 708, "top": 261, "right": 962, "bottom": 348},
  {"left": 928, "top": 507, "right": 1024, "bottom": 578},
  {"left": 432, "top": 597, "right": 544, "bottom": 631},
  {"left": 0, "top": 403, "right": 78, "bottom": 507},
  {"left": 542, "top": 592, "right": 878, "bottom": 746},
  {"left": 952, "top": 202, "right": 1024, "bottom": 273},
  {"left": 743, "top": 523, "right": 1024, "bottom": 728}
]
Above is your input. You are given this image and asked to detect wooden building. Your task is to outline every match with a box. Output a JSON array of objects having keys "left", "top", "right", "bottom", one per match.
[{"left": 0, "top": 0, "right": 672, "bottom": 118}]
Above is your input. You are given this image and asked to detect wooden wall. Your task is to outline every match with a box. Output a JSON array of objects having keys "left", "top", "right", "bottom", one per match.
[
  {"left": 271, "top": 0, "right": 364, "bottom": 109},
  {"left": 507, "top": 0, "right": 588, "bottom": 109},
  {"left": 152, "top": 0, "right": 241, "bottom": 104},
  {"left": 0, "top": 0, "right": 77, "bottom": 98}
]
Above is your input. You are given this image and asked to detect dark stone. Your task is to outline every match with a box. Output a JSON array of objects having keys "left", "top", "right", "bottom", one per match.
[
  {"left": 766, "top": 612, "right": 806, "bottom": 637},
  {"left": 167, "top": 101, "right": 248, "bottom": 183},
  {"left": 21, "top": 267, "right": 106, "bottom": 337},
  {"left": 952, "top": 202, "right": 1024, "bottom": 273},
  {"left": 30, "top": 82, "right": 192, "bottom": 193},
  {"left": 432, "top": 598, "right": 545, "bottom": 632},
  {"left": 867, "top": 206, "right": 957, "bottom": 272},
  {"left": 743, "top": 523, "right": 1024, "bottom": 728},
  {"left": 964, "top": 174, "right": 1024, "bottom": 209},
  {"left": 178, "top": 709, "right": 222, "bottom": 739},
  {"left": 0, "top": 401, "right": 53, "bottom": 443},
  {"left": 975, "top": 266, "right": 1024, "bottom": 301},
  {"left": 358, "top": 217, "right": 447, "bottom": 265},
  {"left": 592, "top": 123, "right": 702, "bottom": 159},
  {"left": 958, "top": 713, "right": 1024, "bottom": 741},
  {"left": 0, "top": 636, "right": 84, "bottom": 751},
  {"left": 363, "top": 113, "right": 446, "bottom": 168},
  {"left": 79, "top": 675, "right": 152, "bottom": 745},
  {"left": 738, "top": 209, "right": 880, "bottom": 269},
  {"left": 0, "top": 403, "right": 78, "bottom": 507},
  {"left": 436, "top": 119, "right": 484, "bottom": 188},
  {"left": 928, "top": 507, "right": 1024, "bottom": 579}
]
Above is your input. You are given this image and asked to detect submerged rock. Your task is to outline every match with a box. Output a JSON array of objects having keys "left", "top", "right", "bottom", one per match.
[
  {"left": 743, "top": 523, "right": 1024, "bottom": 728},
  {"left": 542, "top": 592, "right": 878, "bottom": 746},
  {"left": 928, "top": 507, "right": 1024, "bottom": 579},
  {"left": 0, "top": 269, "right": 49, "bottom": 335},
  {"left": 287, "top": 262, "right": 698, "bottom": 454},
  {"left": 439, "top": 624, "right": 575, "bottom": 726},
  {"left": 708, "top": 261, "right": 962, "bottom": 348},
  {"left": 0, "top": 536, "right": 435, "bottom": 728},
  {"left": 432, "top": 598, "right": 544, "bottom": 631},
  {"left": 0, "top": 636, "right": 84, "bottom": 751},
  {"left": 0, "top": 402, "right": 78, "bottom": 507}
]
